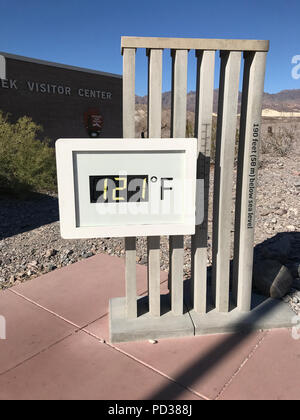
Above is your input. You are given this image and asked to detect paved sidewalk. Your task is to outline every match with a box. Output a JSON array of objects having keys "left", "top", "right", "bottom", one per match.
[{"left": 0, "top": 253, "right": 299, "bottom": 400}]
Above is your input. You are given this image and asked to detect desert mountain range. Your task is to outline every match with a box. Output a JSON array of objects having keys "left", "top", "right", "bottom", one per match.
[{"left": 136, "top": 89, "right": 300, "bottom": 113}]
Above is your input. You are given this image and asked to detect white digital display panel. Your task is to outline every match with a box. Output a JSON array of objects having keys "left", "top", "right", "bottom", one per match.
[{"left": 56, "top": 138, "right": 197, "bottom": 238}]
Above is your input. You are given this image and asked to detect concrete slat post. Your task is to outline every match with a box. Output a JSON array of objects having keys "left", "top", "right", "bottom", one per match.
[
  {"left": 123, "top": 48, "right": 136, "bottom": 138},
  {"left": 169, "top": 49, "right": 188, "bottom": 315},
  {"left": 212, "top": 51, "right": 241, "bottom": 313},
  {"left": 191, "top": 50, "right": 215, "bottom": 313},
  {"left": 233, "top": 51, "right": 267, "bottom": 311},
  {"left": 123, "top": 48, "right": 137, "bottom": 318},
  {"left": 170, "top": 235, "right": 185, "bottom": 316},
  {"left": 146, "top": 48, "right": 163, "bottom": 317},
  {"left": 147, "top": 236, "right": 161, "bottom": 317},
  {"left": 170, "top": 49, "right": 188, "bottom": 138},
  {"left": 125, "top": 237, "right": 137, "bottom": 318},
  {"left": 147, "top": 48, "right": 162, "bottom": 138}
]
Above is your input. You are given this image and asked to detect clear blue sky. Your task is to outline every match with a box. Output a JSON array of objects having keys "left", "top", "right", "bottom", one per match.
[{"left": 1, "top": 0, "right": 300, "bottom": 95}]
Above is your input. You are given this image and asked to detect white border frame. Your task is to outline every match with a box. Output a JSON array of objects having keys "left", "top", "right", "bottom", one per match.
[{"left": 56, "top": 138, "right": 197, "bottom": 238}]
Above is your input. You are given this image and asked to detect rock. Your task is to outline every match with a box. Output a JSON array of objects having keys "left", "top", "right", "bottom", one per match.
[
  {"left": 261, "top": 210, "right": 271, "bottom": 216},
  {"left": 44, "top": 264, "right": 56, "bottom": 273},
  {"left": 60, "top": 254, "right": 68, "bottom": 262},
  {"left": 45, "top": 248, "right": 57, "bottom": 258},
  {"left": 287, "top": 225, "right": 296, "bottom": 232},
  {"left": 290, "top": 263, "right": 300, "bottom": 279},
  {"left": 270, "top": 271, "right": 294, "bottom": 299},
  {"left": 148, "top": 339, "right": 158, "bottom": 344},
  {"left": 139, "top": 257, "right": 147, "bottom": 265},
  {"left": 82, "top": 251, "right": 93, "bottom": 259},
  {"left": 275, "top": 209, "right": 287, "bottom": 216},
  {"left": 27, "top": 260, "right": 38, "bottom": 271},
  {"left": 253, "top": 258, "right": 293, "bottom": 299}
]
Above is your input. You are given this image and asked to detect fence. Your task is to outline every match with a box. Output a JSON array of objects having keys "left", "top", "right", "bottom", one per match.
[{"left": 115, "top": 36, "right": 269, "bottom": 341}]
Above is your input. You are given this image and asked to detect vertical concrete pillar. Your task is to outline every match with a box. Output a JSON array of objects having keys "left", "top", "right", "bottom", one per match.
[
  {"left": 147, "top": 48, "right": 163, "bottom": 317},
  {"left": 123, "top": 48, "right": 136, "bottom": 138},
  {"left": 125, "top": 237, "right": 137, "bottom": 318},
  {"left": 212, "top": 51, "right": 241, "bottom": 312},
  {"left": 170, "top": 49, "right": 188, "bottom": 138},
  {"left": 123, "top": 48, "right": 137, "bottom": 318},
  {"left": 233, "top": 51, "right": 267, "bottom": 312},
  {"left": 147, "top": 236, "right": 161, "bottom": 316},
  {"left": 170, "top": 235, "right": 185, "bottom": 315},
  {"left": 191, "top": 50, "right": 215, "bottom": 313},
  {"left": 147, "top": 48, "right": 162, "bottom": 138},
  {"left": 169, "top": 49, "right": 188, "bottom": 315}
]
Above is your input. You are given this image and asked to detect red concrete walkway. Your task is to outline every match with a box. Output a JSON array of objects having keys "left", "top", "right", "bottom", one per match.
[{"left": 0, "top": 253, "right": 299, "bottom": 400}]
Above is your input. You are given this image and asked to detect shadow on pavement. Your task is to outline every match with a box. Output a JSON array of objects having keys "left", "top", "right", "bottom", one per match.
[
  {"left": 0, "top": 192, "right": 59, "bottom": 240},
  {"left": 147, "top": 295, "right": 284, "bottom": 400}
]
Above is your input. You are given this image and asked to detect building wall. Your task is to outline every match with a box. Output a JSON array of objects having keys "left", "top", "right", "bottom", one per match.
[{"left": 0, "top": 53, "right": 122, "bottom": 142}]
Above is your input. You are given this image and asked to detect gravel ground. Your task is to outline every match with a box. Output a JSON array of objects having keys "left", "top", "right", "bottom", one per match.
[{"left": 0, "top": 152, "right": 299, "bottom": 312}]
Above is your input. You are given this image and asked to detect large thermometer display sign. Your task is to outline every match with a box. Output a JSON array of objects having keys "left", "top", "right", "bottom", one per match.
[{"left": 56, "top": 139, "right": 197, "bottom": 238}]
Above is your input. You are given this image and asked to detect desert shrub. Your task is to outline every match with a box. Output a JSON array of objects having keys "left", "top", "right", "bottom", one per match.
[
  {"left": 210, "top": 123, "right": 296, "bottom": 164},
  {"left": 260, "top": 127, "right": 296, "bottom": 156},
  {"left": 210, "top": 121, "right": 217, "bottom": 162},
  {"left": 0, "top": 112, "right": 56, "bottom": 196},
  {"left": 185, "top": 120, "right": 194, "bottom": 138}
]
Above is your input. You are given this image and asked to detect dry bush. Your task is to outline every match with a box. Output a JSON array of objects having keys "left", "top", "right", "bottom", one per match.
[{"left": 260, "top": 127, "right": 296, "bottom": 156}]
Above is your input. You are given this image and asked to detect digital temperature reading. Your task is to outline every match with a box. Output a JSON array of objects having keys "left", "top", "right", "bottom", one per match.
[{"left": 90, "top": 175, "right": 149, "bottom": 203}]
